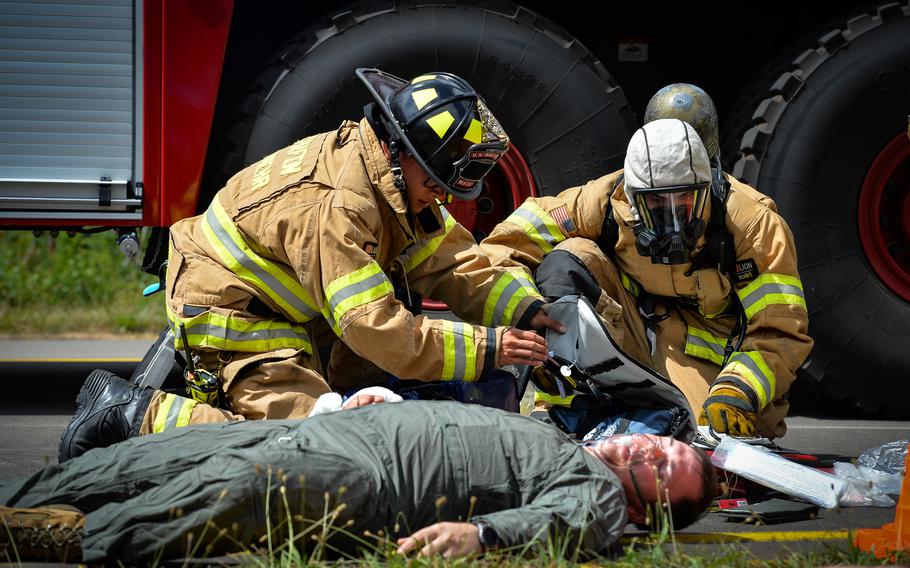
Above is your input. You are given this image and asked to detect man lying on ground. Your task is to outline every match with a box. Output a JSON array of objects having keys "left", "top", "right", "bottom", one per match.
[{"left": 1, "top": 401, "right": 716, "bottom": 563}]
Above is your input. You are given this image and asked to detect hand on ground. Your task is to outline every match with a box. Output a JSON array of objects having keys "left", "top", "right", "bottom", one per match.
[{"left": 396, "top": 521, "right": 482, "bottom": 558}]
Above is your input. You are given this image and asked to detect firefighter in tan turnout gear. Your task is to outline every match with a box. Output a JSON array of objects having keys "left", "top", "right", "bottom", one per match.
[
  {"left": 57, "top": 69, "right": 564, "bottom": 462},
  {"left": 481, "top": 88, "right": 813, "bottom": 440}
]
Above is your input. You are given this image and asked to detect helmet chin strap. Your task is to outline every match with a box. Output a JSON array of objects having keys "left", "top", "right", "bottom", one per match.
[
  {"left": 388, "top": 138, "right": 405, "bottom": 191},
  {"left": 388, "top": 138, "right": 416, "bottom": 217},
  {"left": 388, "top": 138, "right": 438, "bottom": 234}
]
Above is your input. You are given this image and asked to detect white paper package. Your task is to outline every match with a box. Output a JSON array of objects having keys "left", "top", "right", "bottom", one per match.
[{"left": 710, "top": 437, "right": 845, "bottom": 509}]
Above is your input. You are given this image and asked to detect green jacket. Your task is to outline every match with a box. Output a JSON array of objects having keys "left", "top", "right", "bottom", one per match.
[{"left": 0, "top": 401, "right": 627, "bottom": 562}]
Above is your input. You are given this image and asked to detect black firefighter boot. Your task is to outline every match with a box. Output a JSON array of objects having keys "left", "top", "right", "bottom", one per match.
[{"left": 57, "top": 369, "right": 154, "bottom": 463}]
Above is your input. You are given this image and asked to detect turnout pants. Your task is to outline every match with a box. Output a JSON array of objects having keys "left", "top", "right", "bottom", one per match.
[{"left": 138, "top": 347, "right": 332, "bottom": 435}]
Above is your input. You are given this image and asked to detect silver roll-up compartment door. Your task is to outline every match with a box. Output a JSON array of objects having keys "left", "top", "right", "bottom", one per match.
[{"left": 0, "top": 0, "right": 142, "bottom": 220}]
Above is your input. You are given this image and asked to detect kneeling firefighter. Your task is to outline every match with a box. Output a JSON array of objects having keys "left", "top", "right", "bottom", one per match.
[
  {"left": 58, "top": 68, "right": 565, "bottom": 462},
  {"left": 481, "top": 88, "right": 813, "bottom": 440}
]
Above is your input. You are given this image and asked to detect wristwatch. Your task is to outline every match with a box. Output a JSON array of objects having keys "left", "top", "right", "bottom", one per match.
[{"left": 474, "top": 520, "right": 500, "bottom": 552}]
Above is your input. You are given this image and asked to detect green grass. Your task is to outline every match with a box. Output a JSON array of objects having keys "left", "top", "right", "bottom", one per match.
[
  {"left": 2, "top": 471, "right": 907, "bottom": 567},
  {"left": 0, "top": 230, "right": 165, "bottom": 337}
]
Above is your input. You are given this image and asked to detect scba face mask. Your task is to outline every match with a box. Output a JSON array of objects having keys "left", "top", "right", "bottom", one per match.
[
  {"left": 632, "top": 185, "right": 708, "bottom": 265},
  {"left": 623, "top": 119, "right": 712, "bottom": 265}
]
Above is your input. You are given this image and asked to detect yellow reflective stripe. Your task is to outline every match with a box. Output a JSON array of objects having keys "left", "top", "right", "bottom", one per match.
[
  {"left": 175, "top": 398, "right": 197, "bottom": 428},
  {"left": 738, "top": 273, "right": 807, "bottom": 320},
  {"left": 685, "top": 326, "right": 727, "bottom": 366},
  {"left": 440, "top": 320, "right": 478, "bottom": 382},
  {"left": 723, "top": 351, "right": 776, "bottom": 409},
  {"left": 154, "top": 394, "right": 197, "bottom": 433},
  {"left": 403, "top": 207, "right": 456, "bottom": 271},
  {"left": 167, "top": 302, "right": 312, "bottom": 353},
  {"left": 534, "top": 391, "right": 575, "bottom": 407},
  {"left": 505, "top": 202, "right": 564, "bottom": 254},
  {"left": 201, "top": 199, "right": 319, "bottom": 322},
  {"left": 324, "top": 261, "right": 393, "bottom": 334},
  {"left": 153, "top": 393, "right": 177, "bottom": 434},
  {"left": 620, "top": 272, "right": 641, "bottom": 296},
  {"left": 482, "top": 270, "right": 540, "bottom": 326},
  {"left": 412, "top": 74, "right": 436, "bottom": 83}
]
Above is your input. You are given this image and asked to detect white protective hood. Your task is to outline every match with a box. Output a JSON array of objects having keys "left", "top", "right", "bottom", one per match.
[{"left": 623, "top": 118, "right": 711, "bottom": 194}]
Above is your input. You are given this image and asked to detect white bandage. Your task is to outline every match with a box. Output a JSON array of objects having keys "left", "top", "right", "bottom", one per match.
[{"left": 307, "top": 386, "right": 403, "bottom": 417}]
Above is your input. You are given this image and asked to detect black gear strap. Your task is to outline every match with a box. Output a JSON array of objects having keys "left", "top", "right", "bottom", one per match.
[
  {"left": 515, "top": 298, "right": 545, "bottom": 330},
  {"left": 597, "top": 173, "right": 748, "bottom": 356},
  {"left": 595, "top": 176, "right": 622, "bottom": 255},
  {"left": 711, "top": 376, "right": 759, "bottom": 413},
  {"left": 688, "top": 169, "right": 734, "bottom": 275},
  {"left": 703, "top": 394, "right": 754, "bottom": 414},
  {"left": 128, "top": 387, "right": 156, "bottom": 438}
]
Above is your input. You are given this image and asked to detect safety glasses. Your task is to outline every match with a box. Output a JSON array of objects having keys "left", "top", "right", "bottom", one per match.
[{"left": 626, "top": 439, "right": 670, "bottom": 512}]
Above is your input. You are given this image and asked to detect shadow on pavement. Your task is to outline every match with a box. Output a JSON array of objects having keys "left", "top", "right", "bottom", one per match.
[{"left": 0, "top": 361, "right": 137, "bottom": 414}]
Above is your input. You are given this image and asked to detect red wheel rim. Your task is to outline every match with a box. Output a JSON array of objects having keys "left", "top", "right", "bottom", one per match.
[
  {"left": 423, "top": 145, "right": 537, "bottom": 311},
  {"left": 858, "top": 131, "right": 910, "bottom": 302}
]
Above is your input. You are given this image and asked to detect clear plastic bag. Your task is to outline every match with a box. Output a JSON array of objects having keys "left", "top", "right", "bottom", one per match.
[
  {"left": 833, "top": 462, "right": 898, "bottom": 507},
  {"left": 856, "top": 439, "right": 908, "bottom": 476}
]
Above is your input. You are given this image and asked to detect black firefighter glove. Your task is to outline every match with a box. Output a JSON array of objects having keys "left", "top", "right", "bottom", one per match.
[{"left": 698, "top": 381, "right": 758, "bottom": 438}]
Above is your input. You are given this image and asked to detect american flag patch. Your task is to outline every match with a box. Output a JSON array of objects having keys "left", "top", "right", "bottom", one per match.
[{"left": 549, "top": 206, "right": 576, "bottom": 236}]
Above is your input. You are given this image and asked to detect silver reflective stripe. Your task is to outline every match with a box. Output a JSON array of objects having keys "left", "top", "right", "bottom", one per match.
[
  {"left": 740, "top": 282, "right": 805, "bottom": 311},
  {"left": 512, "top": 207, "right": 562, "bottom": 248},
  {"left": 491, "top": 278, "right": 523, "bottom": 326},
  {"left": 164, "top": 396, "right": 184, "bottom": 431},
  {"left": 183, "top": 322, "right": 306, "bottom": 343},
  {"left": 688, "top": 333, "right": 725, "bottom": 362},
  {"left": 325, "top": 271, "right": 390, "bottom": 327},
  {"left": 452, "top": 322, "right": 467, "bottom": 380},
  {"left": 205, "top": 207, "right": 319, "bottom": 320},
  {"left": 729, "top": 352, "right": 773, "bottom": 402}
]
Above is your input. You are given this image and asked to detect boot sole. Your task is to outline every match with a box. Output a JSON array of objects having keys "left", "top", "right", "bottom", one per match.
[{"left": 57, "top": 369, "right": 119, "bottom": 463}]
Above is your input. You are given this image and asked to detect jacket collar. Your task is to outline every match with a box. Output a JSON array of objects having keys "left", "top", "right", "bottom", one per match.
[{"left": 358, "top": 118, "right": 448, "bottom": 240}]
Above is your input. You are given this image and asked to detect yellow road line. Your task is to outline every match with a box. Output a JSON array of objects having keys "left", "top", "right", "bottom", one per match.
[
  {"left": 621, "top": 530, "right": 849, "bottom": 545},
  {"left": 0, "top": 358, "right": 141, "bottom": 363}
]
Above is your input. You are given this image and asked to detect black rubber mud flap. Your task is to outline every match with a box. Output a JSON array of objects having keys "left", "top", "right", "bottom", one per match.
[{"left": 730, "top": 4, "right": 910, "bottom": 418}]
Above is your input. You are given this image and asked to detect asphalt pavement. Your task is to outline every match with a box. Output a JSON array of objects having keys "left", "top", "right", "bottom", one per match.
[{"left": 0, "top": 338, "right": 905, "bottom": 561}]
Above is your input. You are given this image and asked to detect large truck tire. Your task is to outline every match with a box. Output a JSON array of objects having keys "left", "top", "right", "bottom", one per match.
[
  {"left": 731, "top": 3, "right": 910, "bottom": 418},
  {"left": 215, "top": 2, "right": 637, "bottom": 240}
]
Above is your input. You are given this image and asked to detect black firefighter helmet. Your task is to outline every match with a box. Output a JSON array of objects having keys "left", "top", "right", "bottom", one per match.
[{"left": 357, "top": 68, "right": 509, "bottom": 200}]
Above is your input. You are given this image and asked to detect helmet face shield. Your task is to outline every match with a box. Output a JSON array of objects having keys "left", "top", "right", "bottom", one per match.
[
  {"left": 445, "top": 99, "right": 509, "bottom": 193},
  {"left": 632, "top": 184, "right": 709, "bottom": 239}
]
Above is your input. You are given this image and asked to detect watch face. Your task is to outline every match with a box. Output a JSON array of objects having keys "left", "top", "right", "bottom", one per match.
[{"left": 477, "top": 522, "right": 500, "bottom": 550}]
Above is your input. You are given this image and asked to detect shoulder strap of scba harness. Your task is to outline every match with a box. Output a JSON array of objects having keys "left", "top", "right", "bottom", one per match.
[
  {"left": 596, "top": 172, "right": 733, "bottom": 274},
  {"left": 596, "top": 172, "right": 746, "bottom": 362}
]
